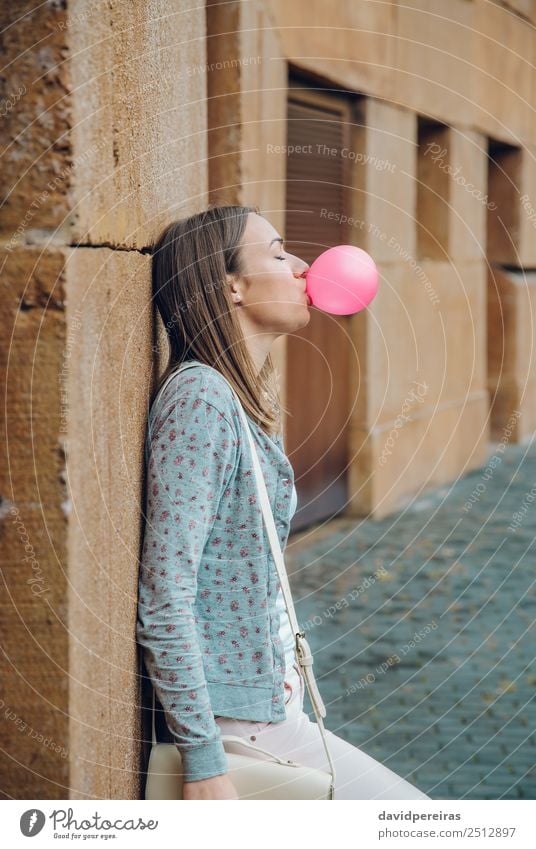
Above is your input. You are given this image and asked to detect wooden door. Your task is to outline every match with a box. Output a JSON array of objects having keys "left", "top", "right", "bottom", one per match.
[{"left": 285, "top": 79, "right": 355, "bottom": 531}]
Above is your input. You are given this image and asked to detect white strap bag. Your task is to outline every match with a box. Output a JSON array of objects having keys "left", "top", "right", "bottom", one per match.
[{"left": 143, "top": 361, "right": 336, "bottom": 799}]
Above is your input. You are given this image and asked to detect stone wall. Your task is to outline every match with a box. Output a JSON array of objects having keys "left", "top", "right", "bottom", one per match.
[{"left": 1, "top": 0, "right": 208, "bottom": 799}]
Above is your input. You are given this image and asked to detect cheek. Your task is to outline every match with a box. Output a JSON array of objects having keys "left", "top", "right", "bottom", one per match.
[
  {"left": 253, "top": 267, "right": 290, "bottom": 300},
  {"left": 270, "top": 266, "right": 294, "bottom": 295},
  {"left": 247, "top": 260, "right": 296, "bottom": 309},
  {"left": 264, "top": 280, "right": 294, "bottom": 308}
]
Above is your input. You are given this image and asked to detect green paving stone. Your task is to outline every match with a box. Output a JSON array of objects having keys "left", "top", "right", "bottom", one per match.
[{"left": 287, "top": 440, "right": 536, "bottom": 801}]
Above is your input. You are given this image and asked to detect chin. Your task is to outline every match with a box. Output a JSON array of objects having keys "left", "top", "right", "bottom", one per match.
[
  {"left": 274, "top": 306, "right": 311, "bottom": 334},
  {"left": 283, "top": 310, "right": 311, "bottom": 332},
  {"left": 297, "top": 309, "right": 311, "bottom": 329}
]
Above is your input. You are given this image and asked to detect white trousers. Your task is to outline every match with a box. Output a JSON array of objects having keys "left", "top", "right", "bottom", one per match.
[{"left": 215, "top": 662, "right": 431, "bottom": 800}]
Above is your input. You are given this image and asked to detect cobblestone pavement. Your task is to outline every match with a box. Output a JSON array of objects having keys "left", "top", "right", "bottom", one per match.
[{"left": 285, "top": 437, "right": 536, "bottom": 800}]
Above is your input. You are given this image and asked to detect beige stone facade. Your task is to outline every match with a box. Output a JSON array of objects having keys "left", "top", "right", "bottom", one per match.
[{"left": 1, "top": 0, "right": 535, "bottom": 798}]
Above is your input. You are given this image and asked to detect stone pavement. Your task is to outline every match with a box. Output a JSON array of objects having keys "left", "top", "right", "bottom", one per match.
[{"left": 285, "top": 437, "right": 536, "bottom": 800}]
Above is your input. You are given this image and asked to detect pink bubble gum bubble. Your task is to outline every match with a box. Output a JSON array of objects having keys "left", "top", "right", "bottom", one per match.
[{"left": 304, "top": 245, "right": 379, "bottom": 315}]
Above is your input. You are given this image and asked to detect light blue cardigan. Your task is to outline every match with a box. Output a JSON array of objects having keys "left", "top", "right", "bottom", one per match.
[{"left": 136, "top": 361, "right": 296, "bottom": 781}]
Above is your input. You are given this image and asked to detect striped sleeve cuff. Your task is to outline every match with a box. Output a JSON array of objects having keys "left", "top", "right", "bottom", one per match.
[{"left": 178, "top": 737, "right": 229, "bottom": 783}]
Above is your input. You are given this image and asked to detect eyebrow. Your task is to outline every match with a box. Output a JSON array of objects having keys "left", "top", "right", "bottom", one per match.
[{"left": 269, "top": 237, "right": 284, "bottom": 247}]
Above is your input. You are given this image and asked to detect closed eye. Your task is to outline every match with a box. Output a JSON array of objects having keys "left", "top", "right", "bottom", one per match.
[{"left": 276, "top": 255, "right": 286, "bottom": 261}]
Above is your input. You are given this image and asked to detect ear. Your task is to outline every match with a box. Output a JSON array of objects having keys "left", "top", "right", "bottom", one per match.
[{"left": 226, "top": 272, "right": 243, "bottom": 304}]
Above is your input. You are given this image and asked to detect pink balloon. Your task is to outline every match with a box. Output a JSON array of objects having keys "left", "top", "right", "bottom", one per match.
[{"left": 305, "top": 245, "right": 379, "bottom": 315}]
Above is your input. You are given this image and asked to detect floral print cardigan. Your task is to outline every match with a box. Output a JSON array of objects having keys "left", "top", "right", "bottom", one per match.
[{"left": 136, "top": 361, "right": 296, "bottom": 782}]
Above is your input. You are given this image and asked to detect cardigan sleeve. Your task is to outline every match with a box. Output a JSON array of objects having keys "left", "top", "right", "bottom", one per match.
[{"left": 137, "top": 392, "right": 239, "bottom": 782}]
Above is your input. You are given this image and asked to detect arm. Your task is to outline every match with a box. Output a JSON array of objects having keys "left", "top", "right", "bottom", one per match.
[{"left": 137, "top": 390, "right": 239, "bottom": 782}]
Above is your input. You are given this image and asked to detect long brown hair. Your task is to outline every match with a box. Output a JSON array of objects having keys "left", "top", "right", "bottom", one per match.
[{"left": 150, "top": 203, "right": 284, "bottom": 436}]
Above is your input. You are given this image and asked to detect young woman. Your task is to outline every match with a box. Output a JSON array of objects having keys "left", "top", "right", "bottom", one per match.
[{"left": 137, "top": 204, "right": 430, "bottom": 801}]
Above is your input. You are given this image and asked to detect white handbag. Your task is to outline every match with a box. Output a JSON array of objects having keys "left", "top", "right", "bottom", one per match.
[{"left": 143, "top": 360, "right": 336, "bottom": 799}]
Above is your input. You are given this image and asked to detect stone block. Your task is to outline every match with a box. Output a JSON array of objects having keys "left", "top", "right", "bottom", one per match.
[
  {"left": 417, "top": 125, "right": 488, "bottom": 262},
  {"left": 354, "top": 260, "right": 486, "bottom": 429},
  {"left": 64, "top": 247, "right": 152, "bottom": 798},
  {"left": 350, "top": 98, "right": 417, "bottom": 264},
  {"left": 473, "top": 0, "right": 533, "bottom": 143},
  {"left": 0, "top": 3, "right": 71, "bottom": 241},
  {"left": 0, "top": 662, "right": 69, "bottom": 799},
  {"left": 442, "top": 260, "right": 487, "bottom": 402},
  {"left": 487, "top": 265, "right": 536, "bottom": 440},
  {"left": 206, "top": 0, "right": 243, "bottom": 204},
  {"left": 266, "top": 0, "right": 397, "bottom": 100},
  {"left": 449, "top": 130, "right": 489, "bottom": 260},
  {"left": 0, "top": 0, "right": 207, "bottom": 251},
  {"left": 487, "top": 143, "right": 536, "bottom": 267},
  {"left": 499, "top": 0, "right": 536, "bottom": 24},
  {"left": 68, "top": 0, "right": 208, "bottom": 248},
  {"left": 0, "top": 246, "right": 68, "bottom": 798},
  {"left": 517, "top": 379, "right": 536, "bottom": 440},
  {"left": 488, "top": 265, "right": 520, "bottom": 383},
  {"left": 348, "top": 392, "right": 489, "bottom": 518},
  {"left": 207, "top": 0, "right": 288, "bottom": 218},
  {"left": 395, "top": 0, "right": 475, "bottom": 128},
  {"left": 487, "top": 142, "right": 523, "bottom": 265},
  {"left": 517, "top": 145, "right": 536, "bottom": 267}
]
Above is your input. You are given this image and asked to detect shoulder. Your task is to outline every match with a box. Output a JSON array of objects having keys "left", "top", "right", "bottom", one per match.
[{"left": 155, "top": 363, "right": 239, "bottom": 434}]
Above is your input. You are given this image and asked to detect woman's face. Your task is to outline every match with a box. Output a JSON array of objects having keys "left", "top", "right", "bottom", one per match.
[{"left": 229, "top": 213, "right": 311, "bottom": 336}]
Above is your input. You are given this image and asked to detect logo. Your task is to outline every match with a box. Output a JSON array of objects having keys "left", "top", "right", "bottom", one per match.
[{"left": 20, "top": 809, "right": 46, "bottom": 836}]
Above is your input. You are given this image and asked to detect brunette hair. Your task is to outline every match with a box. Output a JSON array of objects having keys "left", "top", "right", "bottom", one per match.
[{"left": 150, "top": 203, "right": 283, "bottom": 436}]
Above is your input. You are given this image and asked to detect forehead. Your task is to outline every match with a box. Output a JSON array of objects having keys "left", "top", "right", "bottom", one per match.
[{"left": 241, "top": 212, "right": 281, "bottom": 248}]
